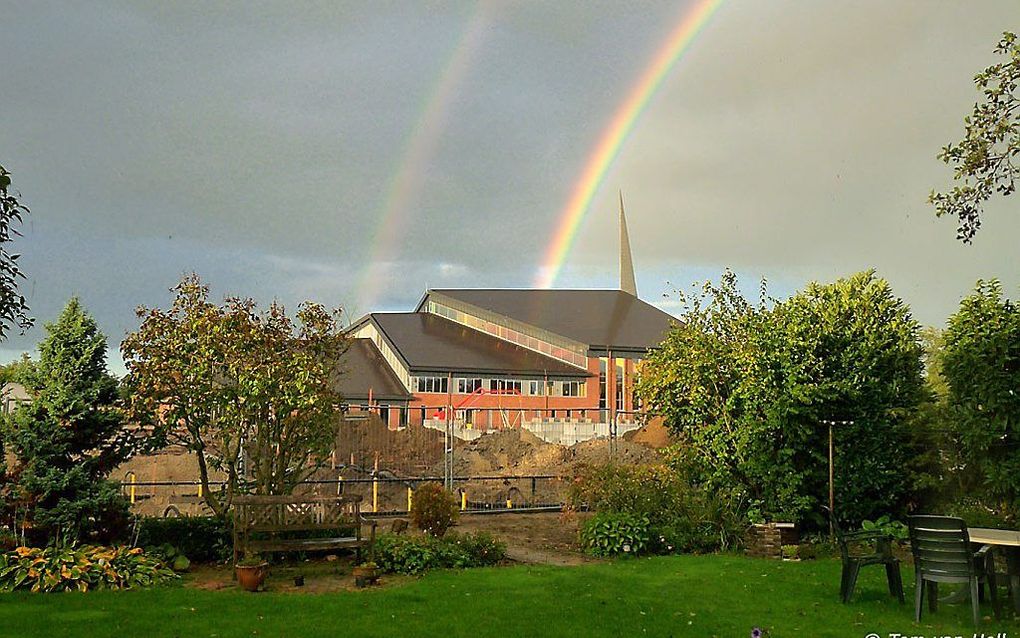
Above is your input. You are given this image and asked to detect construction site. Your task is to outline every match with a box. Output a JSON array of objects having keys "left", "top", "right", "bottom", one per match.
[{"left": 116, "top": 407, "right": 672, "bottom": 519}]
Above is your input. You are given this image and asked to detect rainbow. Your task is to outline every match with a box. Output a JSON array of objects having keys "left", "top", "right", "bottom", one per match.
[
  {"left": 534, "top": 0, "right": 725, "bottom": 288},
  {"left": 356, "top": 9, "right": 490, "bottom": 312}
]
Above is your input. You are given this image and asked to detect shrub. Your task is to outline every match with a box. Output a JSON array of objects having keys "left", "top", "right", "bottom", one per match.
[
  {"left": 373, "top": 531, "right": 506, "bottom": 575},
  {"left": 448, "top": 531, "right": 506, "bottom": 567},
  {"left": 861, "top": 515, "right": 908, "bottom": 542},
  {"left": 945, "top": 497, "right": 1016, "bottom": 529},
  {"left": 569, "top": 462, "right": 745, "bottom": 554},
  {"left": 579, "top": 512, "right": 650, "bottom": 557},
  {"left": 135, "top": 516, "right": 232, "bottom": 563},
  {"left": 410, "top": 483, "right": 458, "bottom": 537},
  {"left": 0, "top": 545, "right": 177, "bottom": 592}
]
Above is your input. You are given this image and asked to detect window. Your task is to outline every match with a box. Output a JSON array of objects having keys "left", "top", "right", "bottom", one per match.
[
  {"left": 598, "top": 358, "right": 608, "bottom": 410},
  {"left": 415, "top": 376, "right": 448, "bottom": 394},
  {"left": 491, "top": 378, "right": 522, "bottom": 394},
  {"left": 616, "top": 359, "right": 625, "bottom": 411},
  {"left": 562, "top": 380, "right": 583, "bottom": 397},
  {"left": 528, "top": 380, "right": 544, "bottom": 396},
  {"left": 457, "top": 378, "right": 483, "bottom": 394}
]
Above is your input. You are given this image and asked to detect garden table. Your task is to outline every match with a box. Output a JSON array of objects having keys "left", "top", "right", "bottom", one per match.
[{"left": 968, "top": 527, "right": 1020, "bottom": 614}]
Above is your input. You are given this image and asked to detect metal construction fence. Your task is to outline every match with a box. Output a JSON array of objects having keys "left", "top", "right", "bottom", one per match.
[
  {"left": 117, "top": 475, "right": 572, "bottom": 518},
  {"left": 115, "top": 405, "right": 660, "bottom": 518}
]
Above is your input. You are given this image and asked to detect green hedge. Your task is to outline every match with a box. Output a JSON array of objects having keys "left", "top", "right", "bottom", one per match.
[
  {"left": 136, "top": 516, "right": 232, "bottom": 564},
  {"left": 373, "top": 532, "right": 506, "bottom": 575}
]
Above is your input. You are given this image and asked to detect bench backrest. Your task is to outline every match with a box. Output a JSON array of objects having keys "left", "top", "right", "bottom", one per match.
[{"left": 233, "top": 495, "right": 364, "bottom": 534}]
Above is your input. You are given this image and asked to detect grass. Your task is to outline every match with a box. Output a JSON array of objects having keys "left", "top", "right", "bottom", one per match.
[{"left": 2, "top": 555, "right": 1018, "bottom": 637}]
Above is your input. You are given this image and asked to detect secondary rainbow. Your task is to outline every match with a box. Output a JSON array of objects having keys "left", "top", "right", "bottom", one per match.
[
  {"left": 534, "top": 0, "right": 725, "bottom": 289},
  {"left": 356, "top": 9, "right": 490, "bottom": 312}
]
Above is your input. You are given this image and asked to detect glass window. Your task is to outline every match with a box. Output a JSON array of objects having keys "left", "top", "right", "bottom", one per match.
[
  {"left": 457, "top": 378, "right": 482, "bottom": 394},
  {"left": 415, "top": 376, "right": 448, "bottom": 393}
]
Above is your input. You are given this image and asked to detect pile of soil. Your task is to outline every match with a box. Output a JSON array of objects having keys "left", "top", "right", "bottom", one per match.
[
  {"left": 445, "top": 427, "right": 662, "bottom": 477},
  {"left": 621, "top": 420, "right": 672, "bottom": 449}
]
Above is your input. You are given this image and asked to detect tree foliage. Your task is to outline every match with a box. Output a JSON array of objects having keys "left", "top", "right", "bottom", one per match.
[
  {"left": 0, "top": 165, "right": 33, "bottom": 340},
  {"left": 1, "top": 298, "right": 133, "bottom": 545},
  {"left": 941, "top": 280, "right": 1020, "bottom": 513},
  {"left": 637, "top": 271, "right": 926, "bottom": 525},
  {"left": 930, "top": 32, "right": 1020, "bottom": 242},
  {"left": 121, "top": 275, "right": 350, "bottom": 517}
]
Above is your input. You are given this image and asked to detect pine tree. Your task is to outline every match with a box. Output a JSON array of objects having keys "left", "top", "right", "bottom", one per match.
[{"left": 3, "top": 298, "right": 134, "bottom": 544}]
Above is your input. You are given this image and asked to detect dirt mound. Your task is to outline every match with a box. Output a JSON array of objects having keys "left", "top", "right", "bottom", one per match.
[
  {"left": 445, "top": 427, "right": 662, "bottom": 476},
  {"left": 335, "top": 415, "right": 445, "bottom": 476},
  {"left": 622, "top": 420, "right": 672, "bottom": 449},
  {"left": 449, "top": 428, "right": 567, "bottom": 476},
  {"left": 564, "top": 438, "right": 662, "bottom": 468}
]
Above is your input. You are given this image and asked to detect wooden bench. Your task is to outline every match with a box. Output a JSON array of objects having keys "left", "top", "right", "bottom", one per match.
[{"left": 232, "top": 495, "right": 376, "bottom": 564}]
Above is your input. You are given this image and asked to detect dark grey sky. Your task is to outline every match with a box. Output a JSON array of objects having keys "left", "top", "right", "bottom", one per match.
[{"left": 2, "top": 1, "right": 1018, "bottom": 373}]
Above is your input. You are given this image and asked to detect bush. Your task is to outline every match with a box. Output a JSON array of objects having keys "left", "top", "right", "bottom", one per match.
[
  {"left": 945, "top": 497, "right": 1016, "bottom": 529},
  {"left": 448, "top": 531, "right": 506, "bottom": 567},
  {"left": 861, "top": 515, "right": 908, "bottom": 542},
  {"left": 373, "top": 531, "right": 506, "bottom": 575},
  {"left": 569, "top": 462, "right": 745, "bottom": 554},
  {"left": 579, "top": 512, "right": 650, "bottom": 557},
  {"left": 135, "top": 516, "right": 232, "bottom": 563},
  {"left": 410, "top": 483, "right": 458, "bottom": 537},
  {"left": 0, "top": 545, "right": 178, "bottom": 592}
]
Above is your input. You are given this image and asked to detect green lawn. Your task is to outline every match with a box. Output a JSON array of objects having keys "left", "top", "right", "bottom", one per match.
[{"left": 2, "top": 555, "right": 1017, "bottom": 637}]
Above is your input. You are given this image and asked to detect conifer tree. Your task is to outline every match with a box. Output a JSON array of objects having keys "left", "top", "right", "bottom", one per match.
[{"left": 3, "top": 298, "right": 134, "bottom": 544}]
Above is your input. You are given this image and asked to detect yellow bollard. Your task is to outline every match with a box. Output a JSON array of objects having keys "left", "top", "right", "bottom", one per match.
[
  {"left": 373, "top": 477, "right": 378, "bottom": 513},
  {"left": 506, "top": 498, "right": 512, "bottom": 509},
  {"left": 129, "top": 473, "right": 137, "bottom": 504},
  {"left": 461, "top": 491, "right": 467, "bottom": 511},
  {"left": 337, "top": 475, "right": 344, "bottom": 496},
  {"left": 197, "top": 482, "right": 203, "bottom": 498},
  {"left": 407, "top": 487, "right": 413, "bottom": 512}
]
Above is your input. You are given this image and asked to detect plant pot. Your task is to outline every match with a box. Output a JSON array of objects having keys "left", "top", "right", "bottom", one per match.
[
  {"left": 353, "top": 565, "right": 379, "bottom": 588},
  {"left": 235, "top": 563, "right": 269, "bottom": 592}
]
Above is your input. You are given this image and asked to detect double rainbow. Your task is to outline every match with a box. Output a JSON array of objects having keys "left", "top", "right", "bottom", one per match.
[
  {"left": 355, "top": 8, "right": 491, "bottom": 312},
  {"left": 534, "top": 0, "right": 725, "bottom": 289}
]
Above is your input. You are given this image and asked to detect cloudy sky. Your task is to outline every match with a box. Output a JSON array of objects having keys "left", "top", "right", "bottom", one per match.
[{"left": 2, "top": 1, "right": 1018, "bottom": 373}]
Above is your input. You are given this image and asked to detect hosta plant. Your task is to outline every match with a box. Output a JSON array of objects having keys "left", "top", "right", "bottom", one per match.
[
  {"left": 0, "top": 545, "right": 178, "bottom": 593},
  {"left": 579, "top": 512, "right": 651, "bottom": 557}
]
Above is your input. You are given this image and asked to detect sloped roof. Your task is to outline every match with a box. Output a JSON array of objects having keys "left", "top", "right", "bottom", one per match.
[
  {"left": 337, "top": 339, "right": 412, "bottom": 401},
  {"left": 423, "top": 289, "right": 676, "bottom": 352},
  {"left": 369, "top": 312, "right": 588, "bottom": 377}
]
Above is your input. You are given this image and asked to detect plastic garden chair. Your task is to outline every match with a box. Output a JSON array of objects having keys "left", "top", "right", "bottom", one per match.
[
  {"left": 907, "top": 515, "right": 999, "bottom": 626},
  {"left": 824, "top": 506, "right": 904, "bottom": 604}
]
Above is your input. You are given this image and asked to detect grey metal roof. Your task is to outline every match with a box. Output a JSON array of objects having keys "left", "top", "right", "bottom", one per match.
[
  {"left": 423, "top": 289, "right": 676, "bottom": 352},
  {"left": 370, "top": 312, "right": 589, "bottom": 377},
  {"left": 337, "top": 339, "right": 413, "bottom": 402}
]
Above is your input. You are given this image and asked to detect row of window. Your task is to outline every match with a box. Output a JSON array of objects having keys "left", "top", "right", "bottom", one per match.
[{"left": 412, "top": 376, "right": 586, "bottom": 397}]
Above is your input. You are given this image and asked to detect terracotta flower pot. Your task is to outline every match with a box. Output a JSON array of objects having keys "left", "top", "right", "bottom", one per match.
[{"left": 235, "top": 563, "right": 269, "bottom": 592}]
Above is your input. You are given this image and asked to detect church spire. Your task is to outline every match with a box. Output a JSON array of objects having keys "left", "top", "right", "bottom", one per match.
[{"left": 619, "top": 190, "right": 637, "bottom": 297}]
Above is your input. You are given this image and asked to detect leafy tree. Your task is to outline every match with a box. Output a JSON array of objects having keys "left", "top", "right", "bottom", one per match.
[
  {"left": 941, "top": 280, "right": 1020, "bottom": 513},
  {"left": 0, "top": 353, "right": 36, "bottom": 385},
  {"left": 638, "top": 271, "right": 926, "bottom": 525},
  {"left": 0, "top": 165, "right": 33, "bottom": 340},
  {"left": 2, "top": 298, "right": 133, "bottom": 545},
  {"left": 930, "top": 32, "right": 1020, "bottom": 242},
  {"left": 121, "top": 275, "right": 350, "bottom": 517}
]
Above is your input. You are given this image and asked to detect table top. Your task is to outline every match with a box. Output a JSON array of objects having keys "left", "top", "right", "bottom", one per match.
[{"left": 969, "top": 527, "right": 1020, "bottom": 547}]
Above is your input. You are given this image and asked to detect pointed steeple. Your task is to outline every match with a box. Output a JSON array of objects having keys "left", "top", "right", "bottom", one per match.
[{"left": 619, "top": 191, "right": 637, "bottom": 297}]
